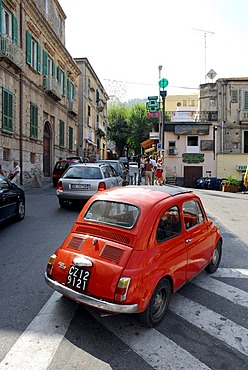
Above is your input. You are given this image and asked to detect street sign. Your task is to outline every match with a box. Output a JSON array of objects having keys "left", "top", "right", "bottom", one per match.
[{"left": 159, "top": 78, "right": 169, "bottom": 89}]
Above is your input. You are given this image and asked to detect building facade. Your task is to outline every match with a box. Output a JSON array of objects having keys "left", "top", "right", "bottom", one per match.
[
  {"left": 0, "top": 0, "right": 81, "bottom": 185},
  {"left": 75, "top": 58, "right": 108, "bottom": 162}
]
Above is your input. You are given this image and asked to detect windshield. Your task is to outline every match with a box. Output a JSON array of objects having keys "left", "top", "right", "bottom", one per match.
[
  {"left": 63, "top": 167, "right": 102, "bottom": 179},
  {"left": 84, "top": 200, "right": 139, "bottom": 229}
]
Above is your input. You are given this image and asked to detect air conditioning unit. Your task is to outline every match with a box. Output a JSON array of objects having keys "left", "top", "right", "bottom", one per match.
[{"left": 168, "top": 148, "right": 178, "bottom": 155}]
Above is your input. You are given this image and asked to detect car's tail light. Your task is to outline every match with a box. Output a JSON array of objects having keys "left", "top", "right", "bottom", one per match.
[
  {"left": 98, "top": 181, "right": 106, "bottom": 191},
  {"left": 57, "top": 181, "right": 63, "bottom": 190},
  {"left": 46, "top": 254, "right": 57, "bottom": 275},
  {"left": 115, "top": 277, "right": 131, "bottom": 302}
]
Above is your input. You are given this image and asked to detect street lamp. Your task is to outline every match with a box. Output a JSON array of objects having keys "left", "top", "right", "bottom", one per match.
[{"left": 159, "top": 78, "right": 169, "bottom": 152}]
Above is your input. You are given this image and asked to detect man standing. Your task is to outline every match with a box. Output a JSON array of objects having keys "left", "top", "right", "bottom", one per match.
[{"left": 8, "top": 161, "right": 21, "bottom": 186}]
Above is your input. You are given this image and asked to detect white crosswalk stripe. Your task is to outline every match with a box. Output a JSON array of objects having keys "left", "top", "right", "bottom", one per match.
[{"left": 0, "top": 268, "right": 247, "bottom": 369}]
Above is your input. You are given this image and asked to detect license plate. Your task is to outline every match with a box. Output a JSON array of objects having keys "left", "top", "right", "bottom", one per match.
[
  {"left": 70, "top": 184, "right": 90, "bottom": 190},
  {"left": 66, "top": 265, "right": 91, "bottom": 291}
]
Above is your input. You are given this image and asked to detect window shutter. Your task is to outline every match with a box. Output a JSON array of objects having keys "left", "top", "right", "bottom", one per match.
[
  {"left": 52, "top": 59, "right": 55, "bottom": 77},
  {"left": 72, "top": 84, "right": 75, "bottom": 100},
  {"left": 67, "top": 79, "right": 70, "bottom": 99},
  {"left": 43, "top": 50, "right": 48, "bottom": 75},
  {"left": 62, "top": 72, "right": 65, "bottom": 96},
  {"left": 57, "top": 66, "right": 61, "bottom": 82},
  {"left": 0, "top": 0, "right": 2, "bottom": 36},
  {"left": 37, "top": 42, "right": 41, "bottom": 73},
  {"left": 12, "top": 14, "right": 18, "bottom": 44},
  {"left": 244, "top": 91, "right": 248, "bottom": 110},
  {"left": 26, "top": 31, "right": 32, "bottom": 66}
]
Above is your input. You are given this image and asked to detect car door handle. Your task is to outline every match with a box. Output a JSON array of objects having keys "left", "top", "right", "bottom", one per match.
[{"left": 185, "top": 238, "right": 192, "bottom": 243}]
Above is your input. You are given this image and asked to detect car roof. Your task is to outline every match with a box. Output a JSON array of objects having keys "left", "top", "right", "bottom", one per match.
[
  {"left": 98, "top": 160, "right": 122, "bottom": 163},
  {"left": 68, "top": 162, "right": 109, "bottom": 167},
  {"left": 90, "top": 185, "right": 193, "bottom": 207},
  {"left": 56, "top": 159, "right": 79, "bottom": 163}
]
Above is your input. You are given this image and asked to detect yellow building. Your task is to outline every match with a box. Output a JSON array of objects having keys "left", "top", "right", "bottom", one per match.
[{"left": 165, "top": 94, "right": 198, "bottom": 111}]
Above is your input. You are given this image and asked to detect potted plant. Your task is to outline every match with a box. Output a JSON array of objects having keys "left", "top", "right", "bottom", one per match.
[{"left": 221, "top": 175, "right": 240, "bottom": 193}]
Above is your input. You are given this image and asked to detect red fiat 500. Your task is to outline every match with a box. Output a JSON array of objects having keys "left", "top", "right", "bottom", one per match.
[{"left": 45, "top": 185, "right": 222, "bottom": 327}]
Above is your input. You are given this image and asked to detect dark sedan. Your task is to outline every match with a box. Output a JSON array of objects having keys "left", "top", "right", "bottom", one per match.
[{"left": 0, "top": 174, "right": 25, "bottom": 225}]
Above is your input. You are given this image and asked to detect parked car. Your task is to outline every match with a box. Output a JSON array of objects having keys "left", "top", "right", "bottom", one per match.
[
  {"left": 67, "top": 156, "right": 90, "bottom": 163},
  {"left": 119, "top": 156, "right": 129, "bottom": 169},
  {"left": 52, "top": 159, "right": 80, "bottom": 187},
  {"left": 0, "top": 173, "right": 25, "bottom": 225},
  {"left": 56, "top": 162, "right": 123, "bottom": 207},
  {"left": 45, "top": 185, "right": 222, "bottom": 327},
  {"left": 97, "top": 159, "right": 128, "bottom": 184}
]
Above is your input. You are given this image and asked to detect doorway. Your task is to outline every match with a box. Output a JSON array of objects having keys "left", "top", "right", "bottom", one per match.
[
  {"left": 43, "top": 121, "right": 51, "bottom": 177},
  {"left": 184, "top": 166, "right": 202, "bottom": 188}
]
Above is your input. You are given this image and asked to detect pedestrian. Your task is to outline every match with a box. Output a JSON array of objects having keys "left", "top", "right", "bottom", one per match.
[
  {"left": 8, "top": 160, "right": 21, "bottom": 186},
  {"left": 144, "top": 157, "right": 154, "bottom": 185},
  {"left": 149, "top": 155, "right": 157, "bottom": 185},
  {"left": 155, "top": 157, "right": 164, "bottom": 185}
]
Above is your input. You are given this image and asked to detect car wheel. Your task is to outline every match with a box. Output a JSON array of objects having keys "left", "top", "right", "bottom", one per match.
[
  {"left": 16, "top": 200, "right": 25, "bottom": 221},
  {"left": 59, "top": 199, "right": 68, "bottom": 208},
  {"left": 205, "top": 240, "right": 222, "bottom": 274},
  {"left": 139, "top": 278, "right": 171, "bottom": 328}
]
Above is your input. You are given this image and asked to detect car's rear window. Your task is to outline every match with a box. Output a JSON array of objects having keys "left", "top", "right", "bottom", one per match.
[
  {"left": 63, "top": 167, "right": 102, "bottom": 179},
  {"left": 84, "top": 200, "right": 139, "bottom": 229}
]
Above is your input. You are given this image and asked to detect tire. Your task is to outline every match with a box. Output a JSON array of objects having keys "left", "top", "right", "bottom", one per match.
[
  {"left": 205, "top": 240, "right": 222, "bottom": 274},
  {"left": 16, "top": 200, "right": 25, "bottom": 221},
  {"left": 139, "top": 278, "right": 171, "bottom": 328}
]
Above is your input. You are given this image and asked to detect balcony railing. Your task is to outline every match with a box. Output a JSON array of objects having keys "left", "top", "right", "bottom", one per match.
[
  {"left": 68, "top": 100, "right": 77, "bottom": 116},
  {"left": 167, "top": 111, "right": 218, "bottom": 122},
  {"left": 43, "top": 75, "right": 61, "bottom": 101},
  {"left": 0, "top": 35, "right": 22, "bottom": 69}
]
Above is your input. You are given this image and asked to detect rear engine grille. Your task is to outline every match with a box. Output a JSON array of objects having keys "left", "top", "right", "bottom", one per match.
[
  {"left": 67, "top": 236, "right": 85, "bottom": 250},
  {"left": 75, "top": 226, "right": 130, "bottom": 245},
  {"left": 100, "top": 245, "right": 124, "bottom": 262}
]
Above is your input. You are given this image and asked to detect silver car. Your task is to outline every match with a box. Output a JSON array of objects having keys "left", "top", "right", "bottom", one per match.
[{"left": 56, "top": 163, "right": 123, "bottom": 207}]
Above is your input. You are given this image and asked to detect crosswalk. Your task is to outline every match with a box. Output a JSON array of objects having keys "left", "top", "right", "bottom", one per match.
[{"left": 0, "top": 268, "right": 248, "bottom": 369}]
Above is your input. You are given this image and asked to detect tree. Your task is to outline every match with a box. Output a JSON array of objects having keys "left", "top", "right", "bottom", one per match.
[{"left": 107, "top": 102, "right": 155, "bottom": 156}]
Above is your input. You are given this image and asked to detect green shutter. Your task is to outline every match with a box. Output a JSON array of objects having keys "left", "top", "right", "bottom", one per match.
[
  {"left": 52, "top": 59, "right": 55, "bottom": 77},
  {"left": 37, "top": 42, "right": 41, "bottom": 73},
  {"left": 72, "top": 84, "right": 75, "bottom": 100},
  {"left": 69, "top": 126, "right": 73, "bottom": 150},
  {"left": 43, "top": 50, "right": 48, "bottom": 75},
  {"left": 57, "top": 66, "right": 61, "bottom": 82},
  {"left": 244, "top": 91, "right": 248, "bottom": 110},
  {"left": 0, "top": 0, "right": 2, "bottom": 36},
  {"left": 67, "top": 79, "right": 70, "bottom": 99},
  {"left": 12, "top": 14, "right": 18, "bottom": 44},
  {"left": 26, "top": 31, "right": 32, "bottom": 66},
  {"left": 62, "top": 72, "right": 65, "bottom": 96}
]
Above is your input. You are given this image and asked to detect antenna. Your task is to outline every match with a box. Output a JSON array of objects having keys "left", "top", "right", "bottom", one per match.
[{"left": 192, "top": 28, "right": 215, "bottom": 82}]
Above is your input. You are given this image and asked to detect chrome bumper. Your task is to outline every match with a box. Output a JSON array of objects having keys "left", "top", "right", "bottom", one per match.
[{"left": 45, "top": 273, "right": 138, "bottom": 314}]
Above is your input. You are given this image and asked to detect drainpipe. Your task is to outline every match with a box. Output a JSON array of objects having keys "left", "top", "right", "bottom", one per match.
[{"left": 19, "top": 1, "right": 23, "bottom": 185}]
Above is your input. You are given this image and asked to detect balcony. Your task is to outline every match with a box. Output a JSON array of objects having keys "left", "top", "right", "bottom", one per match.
[
  {"left": 96, "top": 99, "right": 105, "bottom": 112},
  {"left": 68, "top": 100, "right": 77, "bottom": 116},
  {"left": 239, "top": 111, "right": 248, "bottom": 123},
  {"left": 0, "top": 35, "right": 23, "bottom": 70},
  {"left": 43, "top": 75, "right": 61, "bottom": 101}
]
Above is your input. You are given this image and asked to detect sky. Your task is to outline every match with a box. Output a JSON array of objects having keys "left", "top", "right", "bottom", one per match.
[{"left": 59, "top": 0, "right": 248, "bottom": 103}]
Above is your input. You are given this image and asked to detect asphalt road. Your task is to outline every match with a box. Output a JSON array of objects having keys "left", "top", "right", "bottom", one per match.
[{"left": 0, "top": 183, "right": 247, "bottom": 370}]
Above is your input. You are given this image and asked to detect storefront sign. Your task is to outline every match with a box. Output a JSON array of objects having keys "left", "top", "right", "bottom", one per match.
[{"left": 182, "top": 153, "right": 204, "bottom": 163}]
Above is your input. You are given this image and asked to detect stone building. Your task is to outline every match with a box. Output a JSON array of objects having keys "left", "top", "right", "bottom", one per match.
[
  {"left": 0, "top": 0, "right": 80, "bottom": 185},
  {"left": 75, "top": 58, "right": 108, "bottom": 162}
]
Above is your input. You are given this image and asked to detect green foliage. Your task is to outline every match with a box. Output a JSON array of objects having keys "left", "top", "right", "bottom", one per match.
[
  {"left": 107, "top": 102, "right": 154, "bottom": 156},
  {"left": 221, "top": 175, "right": 240, "bottom": 186}
]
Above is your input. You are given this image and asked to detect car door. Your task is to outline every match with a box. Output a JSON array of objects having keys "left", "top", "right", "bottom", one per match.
[
  {"left": 102, "top": 166, "right": 118, "bottom": 188},
  {"left": 109, "top": 166, "right": 123, "bottom": 186},
  {"left": 182, "top": 199, "right": 212, "bottom": 280},
  {"left": 0, "top": 178, "right": 17, "bottom": 221}
]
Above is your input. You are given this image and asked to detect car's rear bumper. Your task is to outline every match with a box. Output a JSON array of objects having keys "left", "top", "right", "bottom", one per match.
[{"left": 45, "top": 273, "right": 139, "bottom": 314}]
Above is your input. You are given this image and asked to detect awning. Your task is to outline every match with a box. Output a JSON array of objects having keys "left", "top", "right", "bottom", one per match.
[
  {"left": 86, "top": 139, "right": 97, "bottom": 147},
  {"left": 140, "top": 138, "right": 154, "bottom": 148},
  {"left": 145, "top": 147, "right": 155, "bottom": 153}
]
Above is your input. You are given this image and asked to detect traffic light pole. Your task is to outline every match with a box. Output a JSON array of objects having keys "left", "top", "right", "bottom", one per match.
[{"left": 160, "top": 89, "right": 167, "bottom": 153}]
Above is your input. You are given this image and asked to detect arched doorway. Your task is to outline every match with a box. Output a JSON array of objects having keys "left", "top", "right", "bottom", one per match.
[{"left": 43, "top": 121, "right": 51, "bottom": 177}]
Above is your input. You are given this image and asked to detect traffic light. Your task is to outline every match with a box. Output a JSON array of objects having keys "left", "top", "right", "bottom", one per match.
[{"left": 146, "top": 96, "right": 159, "bottom": 113}]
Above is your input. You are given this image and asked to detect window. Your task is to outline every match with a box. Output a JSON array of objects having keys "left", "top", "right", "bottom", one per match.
[
  {"left": 30, "top": 103, "right": 38, "bottom": 138},
  {"left": 30, "top": 152, "right": 36, "bottom": 164},
  {"left": 1, "top": 6, "right": 12, "bottom": 37},
  {"left": 68, "top": 126, "right": 73, "bottom": 151},
  {"left": 3, "top": 147, "right": 10, "bottom": 161},
  {"left": 243, "top": 91, "right": 248, "bottom": 110},
  {"left": 187, "top": 136, "right": 198, "bottom": 146},
  {"left": 2, "top": 88, "right": 13, "bottom": 131},
  {"left": 43, "top": 51, "right": 54, "bottom": 76},
  {"left": 156, "top": 206, "right": 181, "bottom": 242},
  {"left": 183, "top": 200, "right": 204, "bottom": 230},
  {"left": 59, "top": 120, "right": 65, "bottom": 147},
  {"left": 26, "top": 31, "right": 41, "bottom": 72},
  {"left": 88, "top": 105, "right": 91, "bottom": 117},
  {"left": 67, "top": 79, "right": 75, "bottom": 100}
]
